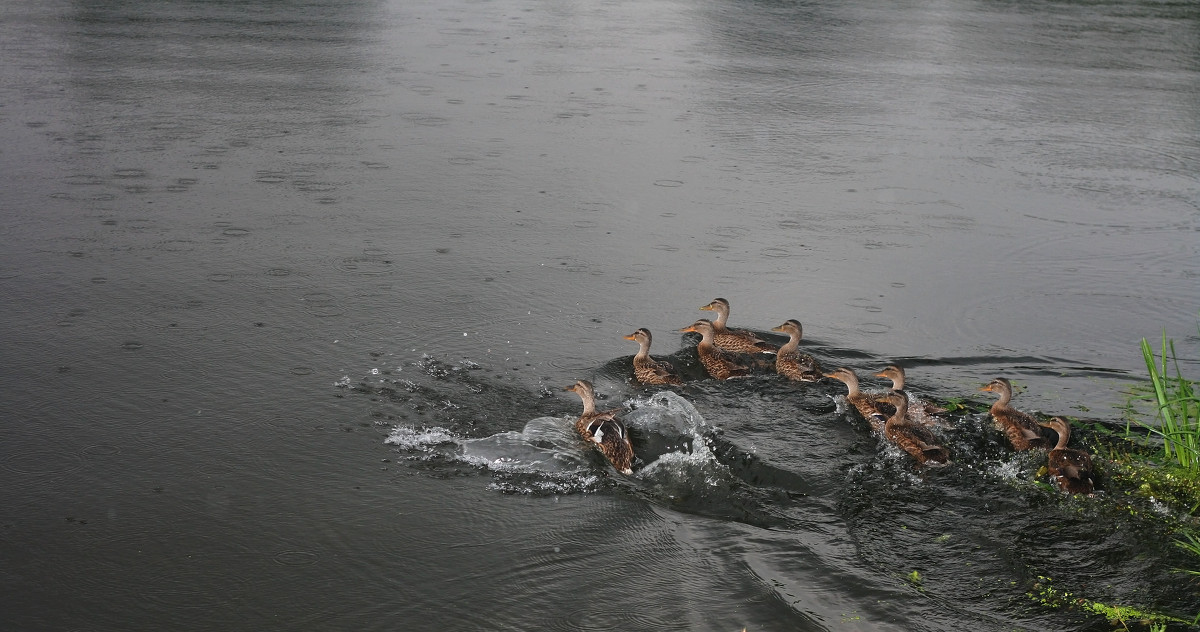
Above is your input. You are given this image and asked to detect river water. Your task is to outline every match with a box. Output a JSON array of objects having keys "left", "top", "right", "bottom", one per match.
[{"left": 1, "top": 0, "right": 1198, "bottom": 630}]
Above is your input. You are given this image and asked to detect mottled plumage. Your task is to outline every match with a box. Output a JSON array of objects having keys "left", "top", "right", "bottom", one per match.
[
  {"left": 875, "top": 364, "right": 948, "bottom": 423},
  {"left": 564, "top": 380, "right": 634, "bottom": 474},
  {"left": 979, "top": 377, "right": 1053, "bottom": 450},
  {"left": 882, "top": 391, "right": 950, "bottom": 465},
  {"left": 1041, "top": 416, "right": 1095, "bottom": 494},
  {"left": 824, "top": 367, "right": 890, "bottom": 433},
  {"left": 699, "top": 298, "right": 776, "bottom": 354},
  {"left": 680, "top": 319, "right": 751, "bottom": 380},
  {"left": 623, "top": 328, "right": 683, "bottom": 385},
  {"left": 770, "top": 320, "right": 823, "bottom": 381}
]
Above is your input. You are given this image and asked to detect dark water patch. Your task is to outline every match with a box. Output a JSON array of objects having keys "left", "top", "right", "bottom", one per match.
[
  {"left": 335, "top": 257, "right": 393, "bottom": 276},
  {"left": 272, "top": 550, "right": 320, "bottom": 567},
  {"left": 2, "top": 447, "right": 85, "bottom": 477},
  {"left": 81, "top": 444, "right": 122, "bottom": 458}
]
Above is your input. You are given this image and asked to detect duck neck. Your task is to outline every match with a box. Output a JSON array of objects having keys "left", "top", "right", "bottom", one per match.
[
  {"left": 579, "top": 394, "right": 596, "bottom": 416},
  {"left": 779, "top": 333, "right": 800, "bottom": 354},
  {"left": 842, "top": 374, "right": 861, "bottom": 397},
  {"left": 633, "top": 340, "right": 651, "bottom": 361},
  {"left": 1054, "top": 423, "right": 1071, "bottom": 451},
  {"left": 890, "top": 373, "right": 906, "bottom": 390},
  {"left": 711, "top": 309, "right": 729, "bottom": 331},
  {"left": 991, "top": 383, "right": 1012, "bottom": 408}
]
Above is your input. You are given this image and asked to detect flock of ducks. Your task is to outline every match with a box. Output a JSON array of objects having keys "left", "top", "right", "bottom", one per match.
[{"left": 565, "top": 298, "right": 1096, "bottom": 494}]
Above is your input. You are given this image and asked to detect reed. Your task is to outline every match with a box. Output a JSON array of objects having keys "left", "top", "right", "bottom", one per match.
[{"left": 1134, "top": 332, "right": 1200, "bottom": 470}]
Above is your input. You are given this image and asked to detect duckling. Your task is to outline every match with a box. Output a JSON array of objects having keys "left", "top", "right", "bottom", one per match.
[
  {"left": 770, "top": 319, "right": 823, "bottom": 382},
  {"left": 623, "top": 328, "right": 683, "bottom": 386},
  {"left": 875, "top": 364, "right": 949, "bottom": 422},
  {"left": 979, "top": 377, "right": 1052, "bottom": 451},
  {"left": 680, "top": 319, "right": 751, "bottom": 380},
  {"left": 699, "top": 298, "right": 776, "bottom": 354},
  {"left": 824, "top": 367, "right": 889, "bottom": 432},
  {"left": 882, "top": 391, "right": 950, "bottom": 465},
  {"left": 1040, "top": 416, "right": 1095, "bottom": 494},
  {"left": 564, "top": 380, "right": 634, "bottom": 475}
]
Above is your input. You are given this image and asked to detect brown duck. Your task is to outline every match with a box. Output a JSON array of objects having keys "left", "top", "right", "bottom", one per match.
[
  {"left": 623, "top": 328, "right": 683, "bottom": 386},
  {"left": 824, "top": 367, "right": 890, "bottom": 433},
  {"left": 564, "top": 379, "right": 634, "bottom": 475},
  {"left": 699, "top": 298, "right": 776, "bottom": 354},
  {"left": 1040, "top": 416, "right": 1095, "bottom": 494},
  {"left": 882, "top": 391, "right": 950, "bottom": 465},
  {"left": 770, "top": 320, "right": 823, "bottom": 382},
  {"left": 875, "top": 364, "right": 948, "bottom": 421},
  {"left": 979, "top": 377, "right": 1052, "bottom": 450},
  {"left": 680, "top": 319, "right": 751, "bottom": 380}
]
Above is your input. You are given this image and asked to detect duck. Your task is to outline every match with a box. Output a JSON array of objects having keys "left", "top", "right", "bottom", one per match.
[
  {"left": 770, "top": 319, "right": 823, "bottom": 382},
  {"left": 1040, "top": 416, "right": 1095, "bottom": 494},
  {"left": 979, "top": 377, "right": 1053, "bottom": 450},
  {"left": 882, "top": 391, "right": 950, "bottom": 465},
  {"left": 699, "top": 298, "right": 776, "bottom": 354},
  {"left": 875, "top": 364, "right": 949, "bottom": 422},
  {"left": 679, "top": 319, "right": 751, "bottom": 380},
  {"left": 824, "top": 367, "right": 890, "bottom": 432},
  {"left": 623, "top": 328, "right": 683, "bottom": 386},
  {"left": 564, "top": 380, "right": 634, "bottom": 475}
]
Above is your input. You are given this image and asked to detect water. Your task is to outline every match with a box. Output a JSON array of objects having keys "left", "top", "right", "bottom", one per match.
[{"left": 1, "top": 0, "right": 1198, "bottom": 629}]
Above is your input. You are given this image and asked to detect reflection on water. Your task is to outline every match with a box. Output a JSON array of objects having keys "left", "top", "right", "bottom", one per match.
[{"left": 1, "top": 0, "right": 1198, "bottom": 629}]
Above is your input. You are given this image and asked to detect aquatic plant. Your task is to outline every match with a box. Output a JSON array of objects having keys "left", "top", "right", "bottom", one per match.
[
  {"left": 1178, "top": 533, "right": 1200, "bottom": 577},
  {"left": 1130, "top": 332, "right": 1200, "bottom": 470},
  {"left": 1028, "top": 575, "right": 1190, "bottom": 630}
]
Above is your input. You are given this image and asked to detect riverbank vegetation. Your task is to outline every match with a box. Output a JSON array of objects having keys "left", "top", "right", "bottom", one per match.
[{"left": 1030, "top": 329, "right": 1200, "bottom": 630}]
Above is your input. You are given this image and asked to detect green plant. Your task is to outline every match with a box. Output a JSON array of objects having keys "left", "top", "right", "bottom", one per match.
[
  {"left": 1130, "top": 332, "right": 1200, "bottom": 469},
  {"left": 1028, "top": 575, "right": 1189, "bottom": 630}
]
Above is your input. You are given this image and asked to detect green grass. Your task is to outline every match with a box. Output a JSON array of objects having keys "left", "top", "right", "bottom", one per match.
[{"left": 1131, "top": 332, "right": 1200, "bottom": 470}]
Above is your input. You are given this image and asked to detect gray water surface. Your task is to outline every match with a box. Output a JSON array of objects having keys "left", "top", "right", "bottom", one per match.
[{"left": 2, "top": 0, "right": 1199, "bottom": 630}]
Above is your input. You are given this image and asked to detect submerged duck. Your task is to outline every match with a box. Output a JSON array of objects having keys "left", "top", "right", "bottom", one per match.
[
  {"left": 979, "top": 377, "right": 1052, "bottom": 451},
  {"left": 770, "top": 319, "right": 823, "bottom": 382},
  {"left": 875, "top": 364, "right": 948, "bottom": 422},
  {"left": 623, "top": 328, "right": 683, "bottom": 386},
  {"left": 564, "top": 380, "right": 634, "bottom": 475},
  {"left": 699, "top": 298, "right": 776, "bottom": 354},
  {"left": 882, "top": 391, "right": 950, "bottom": 465},
  {"left": 824, "top": 367, "right": 889, "bottom": 432},
  {"left": 1041, "top": 416, "right": 1095, "bottom": 494},
  {"left": 680, "top": 319, "right": 751, "bottom": 380}
]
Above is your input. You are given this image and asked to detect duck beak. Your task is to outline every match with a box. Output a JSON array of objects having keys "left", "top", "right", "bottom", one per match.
[
  {"left": 978, "top": 385, "right": 992, "bottom": 392},
  {"left": 698, "top": 304, "right": 714, "bottom": 311},
  {"left": 875, "top": 372, "right": 888, "bottom": 378},
  {"left": 622, "top": 334, "right": 637, "bottom": 341},
  {"left": 680, "top": 325, "right": 696, "bottom": 333},
  {"left": 770, "top": 325, "right": 784, "bottom": 333},
  {"left": 563, "top": 385, "right": 576, "bottom": 392}
]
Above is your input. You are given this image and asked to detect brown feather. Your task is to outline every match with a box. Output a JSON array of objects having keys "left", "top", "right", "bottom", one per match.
[
  {"left": 825, "top": 367, "right": 890, "bottom": 433},
  {"left": 699, "top": 298, "right": 777, "bottom": 354},
  {"left": 771, "top": 320, "right": 823, "bottom": 381},
  {"left": 883, "top": 392, "right": 950, "bottom": 465},
  {"left": 565, "top": 380, "right": 634, "bottom": 474},
  {"left": 980, "top": 378, "right": 1053, "bottom": 450},
  {"left": 1043, "top": 417, "right": 1095, "bottom": 494},
  {"left": 624, "top": 328, "right": 683, "bottom": 385},
  {"left": 681, "top": 320, "right": 751, "bottom": 380}
]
